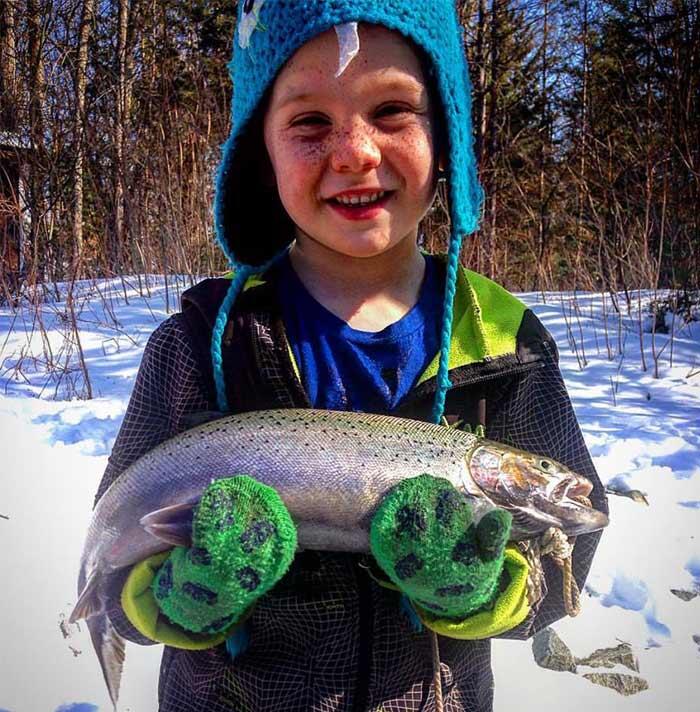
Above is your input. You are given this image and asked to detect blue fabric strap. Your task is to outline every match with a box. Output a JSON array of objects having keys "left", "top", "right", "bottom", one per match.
[
  {"left": 212, "top": 252, "right": 288, "bottom": 412},
  {"left": 400, "top": 594, "right": 424, "bottom": 633},
  {"left": 225, "top": 623, "right": 250, "bottom": 661},
  {"left": 431, "top": 235, "right": 463, "bottom": 424},
  {"left": 211, "top": 266, "right": 254, "bottom": 412}
]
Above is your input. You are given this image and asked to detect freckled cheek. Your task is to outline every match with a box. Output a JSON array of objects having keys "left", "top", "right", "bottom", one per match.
[
  {"left": 292, "top": 142, "right": 328, "bottom": 167},
  {"left": 274, "top": 144, "right": 328, "bottom": 210},
  {"left": 389, "top": 130, "right": 436, "bottom": 188}
]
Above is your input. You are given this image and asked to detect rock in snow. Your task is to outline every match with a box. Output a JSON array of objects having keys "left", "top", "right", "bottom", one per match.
[
  {"left": 582, "top": 672, "right": 650, "bottom": 696},
  {"left": 576, "top": 642, "right": 639, "bottom": 672},
  {"left": 532, "top": 627, "right": 577, "bottom": 673}
]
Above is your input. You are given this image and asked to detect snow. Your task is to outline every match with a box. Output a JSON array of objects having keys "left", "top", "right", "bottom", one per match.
[{"left": 0, "top": 278, "right": 698, "bottom": 712}]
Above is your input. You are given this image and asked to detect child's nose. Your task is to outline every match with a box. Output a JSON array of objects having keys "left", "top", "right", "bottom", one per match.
[{"left": 329, "top": 123, "right": 381, "bottom": 174}]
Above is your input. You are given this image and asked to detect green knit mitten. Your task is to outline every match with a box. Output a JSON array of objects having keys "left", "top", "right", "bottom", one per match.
[
  {"left": 370, "top": 474, "right": 511, "bottom": 618},
  {"left": 152, "top": 476, "right": 297, "bottom": 634}
]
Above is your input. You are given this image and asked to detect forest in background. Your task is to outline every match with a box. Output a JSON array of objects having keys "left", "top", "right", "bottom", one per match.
[{"left": 0, "top": 0, "right": 698, "bottom": 299}]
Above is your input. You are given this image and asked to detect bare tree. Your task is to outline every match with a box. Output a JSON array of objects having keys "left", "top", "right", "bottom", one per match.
[
  {"left": 2, "top": 0, "right": 696, "bottom": 295},
  {"left": 25, "top": 0, "right": 47, "bottom": 280},
  {"left": 72, "top": 0, "right": 95, "bottom": 264},
  {"left": 1, "top": 0, "right": 18, "bottom": 130}
]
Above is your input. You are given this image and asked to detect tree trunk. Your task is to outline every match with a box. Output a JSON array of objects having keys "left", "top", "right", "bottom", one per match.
[
  {"left": 574, "top": 0, "right": 590, "bottom": 290},
  {"left": 535, "top": 0, "right": 550, "bottom": 290},
  {"left": 473, "top": 0, "right": 487, "bottom": 167},
  {"left": 26, "top": 0, "right": 47, "bottom": 280},
  {"left": 0, "top": 0, "right": 18, "bottom": 130},
  {"left": 72, "top": 0, "right": 95, "bottom": 264},
  {"left": 483, "top": 0, "right": 501, "bottom": 280},
  {"left": 112, "top": 0, "right": 131, "bottom": 275}
]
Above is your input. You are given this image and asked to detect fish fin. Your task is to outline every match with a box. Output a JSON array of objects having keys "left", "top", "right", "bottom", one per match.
[
  {"left": 70, "top": 570, "right": 104, "bottom": 623},
  {"left": 87, "top": 612, "right": 125, "bottom": 710},
  {"left": 140, "top": 501, "right": 195, "bottom": 547},
  {"left": 141, "top": 522, "right": 192, "bottom": 547}
]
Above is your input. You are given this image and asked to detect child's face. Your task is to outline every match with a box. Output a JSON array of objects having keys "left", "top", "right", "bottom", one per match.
[{"left": 263, "top": 24, "right": 439, "bottom": 261}]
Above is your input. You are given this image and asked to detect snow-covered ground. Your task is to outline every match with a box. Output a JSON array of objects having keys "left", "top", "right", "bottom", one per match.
[{"left": 0, "top": 276, "right": 698, "bottom": 712}]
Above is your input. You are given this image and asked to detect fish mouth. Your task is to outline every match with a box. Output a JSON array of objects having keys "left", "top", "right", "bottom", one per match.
[
  {"left": 544, "top": 476, "right": 608, "bottom": 534},
  {"left": 533, "top": 491, "right": 609, "bottom": 536},
  {"left": 548, "top": 475, "right": 593, "bottom": 502}
]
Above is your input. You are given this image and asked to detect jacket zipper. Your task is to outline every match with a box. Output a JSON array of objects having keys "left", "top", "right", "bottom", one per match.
[
  {"left": 451, "top": 359, "right": 544, "bottom": 386},
  {"left": 395, "top": 359, "right": 546, "bottom": 414}
]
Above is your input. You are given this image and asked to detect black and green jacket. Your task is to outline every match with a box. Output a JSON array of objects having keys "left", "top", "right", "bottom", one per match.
[{"left": 97, "top": 260, "right": 607, "bottom": 712}]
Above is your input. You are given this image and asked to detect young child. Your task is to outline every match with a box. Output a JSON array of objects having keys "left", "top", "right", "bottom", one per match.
[{"left": 96, "top": 2, "right": 607, "bottom": 710}]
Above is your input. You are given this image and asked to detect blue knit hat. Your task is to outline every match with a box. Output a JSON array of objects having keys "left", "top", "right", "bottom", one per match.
[{"left": 212, "top": 0, "right": 484, "bottom": 423}]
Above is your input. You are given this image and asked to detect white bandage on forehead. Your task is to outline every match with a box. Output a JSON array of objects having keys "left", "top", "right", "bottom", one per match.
[
  {"left": 238, "top": 0, "right": 266, "bottom": 49},
  {"left": 334, "top": 22, "right": 360, "bottom": 77}
]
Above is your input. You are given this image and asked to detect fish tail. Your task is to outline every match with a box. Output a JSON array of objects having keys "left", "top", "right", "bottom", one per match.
[{"left": 87, "top": 613, "right": 125, "bottom": 709}]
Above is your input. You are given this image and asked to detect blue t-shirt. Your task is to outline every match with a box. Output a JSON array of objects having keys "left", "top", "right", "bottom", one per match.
[{"left": 277, "top": 254, "right": 443, "bottom": 412}]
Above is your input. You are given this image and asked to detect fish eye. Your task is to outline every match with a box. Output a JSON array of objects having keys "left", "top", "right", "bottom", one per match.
[{"left": 540, "top": 460, "right": 552, "bottom": 471}]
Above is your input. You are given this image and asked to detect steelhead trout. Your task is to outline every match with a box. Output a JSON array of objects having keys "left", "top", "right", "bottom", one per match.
[{"left": 71, "top": 408, "right": 607, "bottom": 707}]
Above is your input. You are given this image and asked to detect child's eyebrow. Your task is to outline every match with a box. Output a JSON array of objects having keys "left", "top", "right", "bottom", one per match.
[{"left": 276, "top": 75, "right": 427, "bottom": 109}]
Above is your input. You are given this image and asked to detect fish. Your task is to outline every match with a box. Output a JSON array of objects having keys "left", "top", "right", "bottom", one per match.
[{"left": 70, "top": 408, "right": 607, "bottom": 708}]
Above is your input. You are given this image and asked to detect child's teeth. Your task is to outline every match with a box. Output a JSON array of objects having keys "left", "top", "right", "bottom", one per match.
[{"left": 337, "top": 191, "right": 385, "bottom": 205}]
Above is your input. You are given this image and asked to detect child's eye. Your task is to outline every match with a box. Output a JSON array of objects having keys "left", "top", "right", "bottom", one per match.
[
  {"left": 291, "top": 115, "right": 329, "bottom": 128},
  {"left": 375, "top": 104, "right": 413, "bottom": 118}
]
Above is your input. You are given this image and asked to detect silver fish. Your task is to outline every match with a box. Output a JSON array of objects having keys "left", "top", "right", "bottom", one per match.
[{"left": 71, "top": 408, "right": 607, "bottom": 708}]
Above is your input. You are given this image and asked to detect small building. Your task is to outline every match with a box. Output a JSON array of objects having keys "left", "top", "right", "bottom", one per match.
[{"left": 0, "top": 129, "right": 31, "bottom": 291}]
